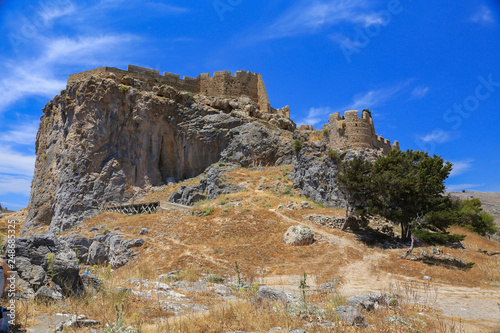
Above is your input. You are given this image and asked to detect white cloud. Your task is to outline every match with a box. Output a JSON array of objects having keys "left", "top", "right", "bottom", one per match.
[
  {"left": 0, "top": 176, "right": 32, "bottom": 197},
  {"left": 469, "top": 5, "right": 495, "bottom": 25},
  {"left": 145, "top": 2, "right": 189, "bottom": 14},
  {"left": 446, "top": 183, "right": 482, "bottom": 191},
  {"left": 449, "top": 160, "right": 473, "bottom": 177},
  {"left": 0, "top": 146, "right": 36, "bottom": 177},
  {"left": 37, "top": 0, "right": 77, "bottom": 22},
  {"left": 45, "top": 34, "right": 135, "bottom": 64},
  {"left": 262, "top": 0, "right": 380, "bottom": 39},
  {"left": 299, "top": 80, "right": 413, "bottom": 126},
  {"left": 0, "top": 34, "right": 136, "bottom": 114},
  {"left": 410, "top": 86, "right": 430, "bottom": 100},
  {"left": 298, "top": 107, "right": 333, "bottom": 127},
  {"left": 345, "top": 80, "right": 413, "bottom": 111},
  {"left": 0, "top": 121, "right": 39, "bottom": 146},
  {"left": 417, "top": 130, "right": 459, "bottom": 144},
  {"left": 0, "top": 201, "right": 27, "bottom": 210}
]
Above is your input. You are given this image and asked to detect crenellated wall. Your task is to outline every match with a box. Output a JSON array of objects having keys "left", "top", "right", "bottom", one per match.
[
  {"left": 67, "top": 65, "right": 277, "bottom": 114},
  {"left": 322, "top": 110, "right": 399, "bottom": 154}
]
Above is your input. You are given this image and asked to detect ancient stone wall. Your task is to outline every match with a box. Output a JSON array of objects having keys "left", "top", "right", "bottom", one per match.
[
  {"left": 67, "top": 65, "right": 276, "bottom": 114},
  {"left": 322, "top": 110, "right": 399, "bottom": 153}
]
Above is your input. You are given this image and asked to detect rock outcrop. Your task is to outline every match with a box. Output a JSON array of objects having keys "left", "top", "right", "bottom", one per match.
[
  {"left": 6, "top": 235, "right": 83, "bottom": 297},
  {"left": 168, "top": 163, "right": 244, "bottom": 206},
  {"left": 61, "top": 231, "right": 145, "bottom": 268},
  {"left": 24, "top": 71, "right": 295, "bottom": 234},
  {"left": 291, "top": 148, "right": 384, "bottom": 207}
]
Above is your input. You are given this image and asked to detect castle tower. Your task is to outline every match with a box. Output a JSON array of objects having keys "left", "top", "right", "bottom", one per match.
[{"left": 323, "top": 110, "right": 398, "bottom": 153}]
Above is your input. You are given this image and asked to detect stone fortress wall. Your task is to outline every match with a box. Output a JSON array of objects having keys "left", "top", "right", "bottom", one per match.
[
  {"left": 68, "top": 65, "right": 289, "bottom": 118},
  {"left": 323, "top": 110, "right": 399, "bottom": 154}
]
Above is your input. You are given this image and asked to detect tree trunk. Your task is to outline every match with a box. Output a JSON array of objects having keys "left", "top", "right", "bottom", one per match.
[
  {"left": 341, "top": 204, "right": 351, "bottom": 231},
  {"left": 401, "top": 233, "right": 415, "bottom": 259},
  {"left": 401, "top": 223, "right": 411, "bottom": 242}
]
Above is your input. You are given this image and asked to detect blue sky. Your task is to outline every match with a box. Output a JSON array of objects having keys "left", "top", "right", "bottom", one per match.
[{"left": 0, "top": 0, "right": 499, "bottom": 209}]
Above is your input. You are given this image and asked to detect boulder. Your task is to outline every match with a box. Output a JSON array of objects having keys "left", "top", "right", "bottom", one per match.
[
  {"left": 335, "top": 305, "right": 368, "bottom": 327},
  {"left": 87, "top": 241, "right": 108, "bottom": 265},
  {"left": 256, "top": 286, "right": 288, "bottom": 304},
  {"left": 80, "top": 274, "right": 103, "bottom": 293},
  {"left": 346, "top": 293, "right": 389, "bottom": 311},
  {"left": 283, "top": 226, "right": 315, "bottom": 246},
  {"left": 215, "top": 285, "right": 232, "bottom": 297},
  {"left": 34, "top": 285, "right": 63, "bottom": 302},
  {"left": 85, "top": 233, "right": 144, "bottom": 268}
]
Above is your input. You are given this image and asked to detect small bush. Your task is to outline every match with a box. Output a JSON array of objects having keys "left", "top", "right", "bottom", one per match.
[
  {"left": 327, "top": 149, "right": 339, "bottom": 161},
  {"left": 281, "top": 186, "right": 292, "bottom": 196},
  {"left": 120, "top": 86, "right": 129, "bottom": 93},
  {"left": 413, "top": 229, "right": 466, "bottom": 244},
  {"left": 200, "top": 207, "right": 214, "bottom": 217},
  {"left": 292, "top": 139, "right": 303, "bottom": 153}
]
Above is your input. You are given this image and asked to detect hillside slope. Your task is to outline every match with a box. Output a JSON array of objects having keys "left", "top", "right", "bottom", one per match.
[{"left": 3, "top": 166, "right": 499, "bottom": 332}]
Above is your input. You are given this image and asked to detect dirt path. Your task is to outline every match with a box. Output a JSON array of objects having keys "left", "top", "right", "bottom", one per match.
[{"left": 269, "top": 208, "right": 500, "bottom": 332}]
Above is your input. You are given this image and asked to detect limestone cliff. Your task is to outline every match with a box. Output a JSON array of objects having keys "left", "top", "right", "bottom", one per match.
[{"left": 24, "top": 72, "right": 295, "bottom": 234}]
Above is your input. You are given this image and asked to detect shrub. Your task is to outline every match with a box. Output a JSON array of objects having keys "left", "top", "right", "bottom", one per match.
[
  {"left": 200, "top": 207, "right": 214, "bottom": 217},
  {"left": 426, "top": 198, "right": 498, "bottom": 236},
  {"left": 327, "top": 149, "right": 339, "bottom": 161},
  {"left": 46, "top": 253, "right": 55, "bottom": 280},
  {"left": 281, "top": 186, "right": 292, "bottom": 196},
  {"left": 120, "top": 86, "right": 129, "bottom": 93},
  {"left": 292, "top": 139, "right": 303, "bottom": 153},
  {"left": 413, "top": 229, "right": 466, "bottom": 245}
]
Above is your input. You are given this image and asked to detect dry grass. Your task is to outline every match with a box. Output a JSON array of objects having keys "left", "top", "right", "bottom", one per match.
[
  {"left": 374, "top": 227, "right": 500, "bottom": 287},
  {"left": 4, "top": 166, "right": 499, "bottom": 332}
]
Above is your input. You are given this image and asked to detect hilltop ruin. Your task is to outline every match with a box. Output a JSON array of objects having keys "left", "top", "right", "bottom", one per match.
[{"left": 68, "top": 65, "right": 289, "bottom": 118}]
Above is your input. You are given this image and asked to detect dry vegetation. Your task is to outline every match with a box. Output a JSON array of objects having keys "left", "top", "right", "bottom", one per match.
[{"left": 1, "top": 166, "right": 499, "bottom": 332}]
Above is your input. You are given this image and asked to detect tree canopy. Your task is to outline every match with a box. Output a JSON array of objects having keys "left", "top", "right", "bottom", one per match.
[{"left": 337, "top": 149, "right": 453, "bottom": 241}]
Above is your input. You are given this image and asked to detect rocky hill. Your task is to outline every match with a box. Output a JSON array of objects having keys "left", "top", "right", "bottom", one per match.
[
  {"left": 23, "top": 70, "right": 296, "bottom": 235},
  {"left": 23, "top": 65, "right": 403, "bottom": 235}
]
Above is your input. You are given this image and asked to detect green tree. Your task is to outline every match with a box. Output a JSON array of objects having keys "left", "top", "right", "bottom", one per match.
[
  {"left": 427, "top": 198, "right": 497, "bottom": 236},
  {"left": 337, "top": 157, "right": 374, "bottom": 228},
  {"left": 372, "top": 150, "right": 452, "bottom": 242}
]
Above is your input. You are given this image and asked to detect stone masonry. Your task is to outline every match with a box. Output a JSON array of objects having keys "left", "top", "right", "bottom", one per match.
[
  {"left": 323, "top": 110, "right": 399, "bottom": 154},
  {"left": 68, "top": 65, "right": 289, "bottom": 118}
]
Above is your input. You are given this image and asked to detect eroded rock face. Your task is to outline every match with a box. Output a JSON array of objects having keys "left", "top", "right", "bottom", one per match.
[{"left": 24, "top": 74, "right": 295, "bottom": 234}]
